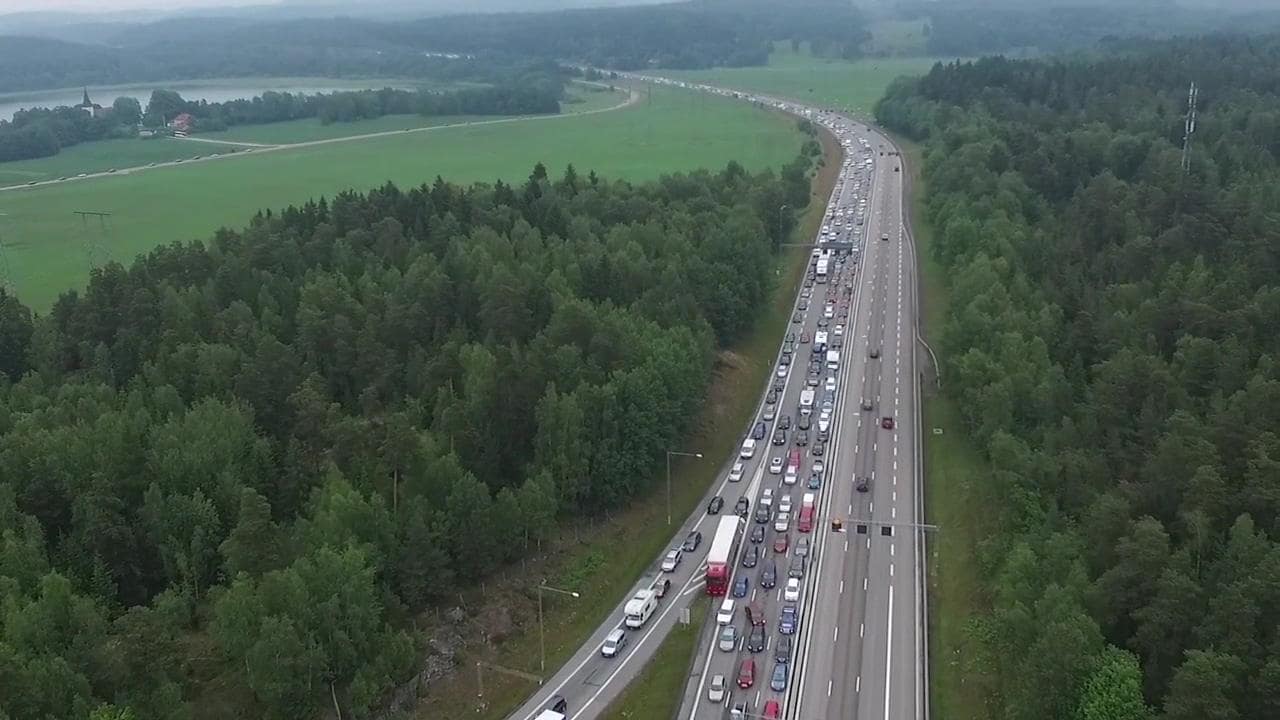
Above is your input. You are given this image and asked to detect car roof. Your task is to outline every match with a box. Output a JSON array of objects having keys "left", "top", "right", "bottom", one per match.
[{"left": 606, "top": 628, "right": 625, "bottom": 641}]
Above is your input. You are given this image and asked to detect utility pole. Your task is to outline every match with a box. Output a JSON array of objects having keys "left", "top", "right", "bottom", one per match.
[
  {"left": 665, "top": 450, "right": 703, "bottom": 525},
  {"left": 536, "top": 582, "right": 580, "bottom": 673}
]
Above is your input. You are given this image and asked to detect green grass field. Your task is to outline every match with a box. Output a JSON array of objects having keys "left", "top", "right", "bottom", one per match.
[
  {"left": 1, "top": 83, "right": 799, "bottom": 311},
  {"left": 657, "top": 45, "right": 942, "bottom": 118},
  {"left": 0, "top": 137, "right": 252, "bottom": 187},
  {"left": 197, "top": 85, "right": 627, "bottom": 145}
]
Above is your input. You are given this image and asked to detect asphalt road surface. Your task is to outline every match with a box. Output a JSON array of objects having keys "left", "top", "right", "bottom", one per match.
[
  {"left": 515, "top": 76, "right": 924, "bottom": 720},
  {"left": 662, "top": 82, "right": 924, "bottom": 720}
]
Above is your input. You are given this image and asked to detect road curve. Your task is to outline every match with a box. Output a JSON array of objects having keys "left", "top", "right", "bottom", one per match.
[{"left": 513, "top": 75, "right": 926, "bottom": 720}]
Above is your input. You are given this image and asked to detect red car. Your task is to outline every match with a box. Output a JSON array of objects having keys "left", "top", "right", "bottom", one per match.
[
  {"left": 746, "top": 601, "right": 766, "bottom": 626},
  {"left": 881, "top": 416, "right": 895, "bottom": 430},
  {"left": 737, "top": 658, "right": 756, "bottom": 689},
  {"left": 762, "top": 700, "right": 781, "bottom": 719},
  {"left": 800, "top": 331, "right": 810, "bottom": 344},
  {"left": 773, "top": 533, "right": 790, "bottom": 554}
]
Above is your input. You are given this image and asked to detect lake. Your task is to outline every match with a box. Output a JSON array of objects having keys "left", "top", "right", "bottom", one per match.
[{"left": 0, "top": 77, "right": 412, "bottom": 123}]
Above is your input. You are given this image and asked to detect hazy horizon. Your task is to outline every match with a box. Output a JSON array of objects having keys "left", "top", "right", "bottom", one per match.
[{"left": 0, "top": 0, "right": 272, "bottom": 11}]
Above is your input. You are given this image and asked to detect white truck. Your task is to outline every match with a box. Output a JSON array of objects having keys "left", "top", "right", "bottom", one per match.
[
  {"left": 534, "top": 711, "right": 566, "bottom": 720},
  {"left": 799, "top": 389, "right": 815, "bottom": 414},
  {"left": 826, "top": 350, "right": 840, "bottom": 370},
  {"left": 624, "top": 589, "right": 658, "bottom": 628},
  {"left": 813, "top": 331, "right": 828, "bottom": 353}
]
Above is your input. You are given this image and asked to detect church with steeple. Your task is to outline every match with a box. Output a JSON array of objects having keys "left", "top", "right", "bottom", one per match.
[{"left": 75, "top": 88, "right": 104, "bottom": 118}]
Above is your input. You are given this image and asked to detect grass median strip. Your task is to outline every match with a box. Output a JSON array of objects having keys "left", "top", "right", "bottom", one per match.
[{"left": 599, "top": 597, "right": 710, "bottom": 720}]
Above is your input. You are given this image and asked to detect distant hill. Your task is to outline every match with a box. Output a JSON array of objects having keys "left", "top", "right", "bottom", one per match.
[{"left": 0, "top": 1, "right": 870, "bottom": 93}]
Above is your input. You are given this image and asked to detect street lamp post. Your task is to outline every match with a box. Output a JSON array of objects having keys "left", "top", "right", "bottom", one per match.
[
  {"left": 665, "top": 450, "right": 704, "bottom": 526},
  {"left": 537, "top": 582, "right": 580, "bottom": 673}
]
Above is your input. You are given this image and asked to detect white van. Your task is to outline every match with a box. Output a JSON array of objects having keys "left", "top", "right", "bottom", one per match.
[
  {"left": 740, "top": 438, "right": 757, "bottom": 459},
  {"left": 799, "top": 389, "right": 815, "bottom": 412},
  {"left": 624, "top": 589, "right": 658, "bottom": 629},
  {"left": 826, "top": 350, "right": 840, "bottom": 371},
  {"left": 717, "top": 598, "right": 736, "bottom": 625},
  {"left": 602, "top": 628, "right": 627, "bottom": 658}
]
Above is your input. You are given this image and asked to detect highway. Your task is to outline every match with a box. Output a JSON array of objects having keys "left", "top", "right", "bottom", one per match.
[
  {"left": 516, "top": 75, "right": 925, "bottom": 720},
  {"left": 663, "top": 82, "right": 923, "bottom": 720}
]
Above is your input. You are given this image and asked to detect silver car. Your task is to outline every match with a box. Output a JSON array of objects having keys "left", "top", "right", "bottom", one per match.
[
  {"left": 708, "top": 674, "right": 726, "bottom": 703},
  {"left": 718, "top": 625, "right": 738, "bottom": 652}
]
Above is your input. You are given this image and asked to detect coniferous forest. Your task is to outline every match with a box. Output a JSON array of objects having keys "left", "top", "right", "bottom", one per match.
[
  {"left": 878, "top": 34, "right": 1280, "bottom": 720},
  {"left": 0, "top": 152, "right": 815, "bottom": 719}
]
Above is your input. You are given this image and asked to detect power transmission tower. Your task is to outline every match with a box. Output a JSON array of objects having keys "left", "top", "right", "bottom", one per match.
[
  {"left": 1181, "top": 81, "right": 1198, "bottom": 174},
  {"left": 73, "top": 210, "right": 112, "bottom": 271}
]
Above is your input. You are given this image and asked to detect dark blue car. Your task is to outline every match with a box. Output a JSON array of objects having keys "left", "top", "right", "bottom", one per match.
[
  {"left": 752, "top": 421, "right": 767, "bottom": 440},
  {"left": 733, "top": 575, "right": 750, "bottom": 598},
  {"left": 779, "top": 604, "right": 798, "bottom": 635}
]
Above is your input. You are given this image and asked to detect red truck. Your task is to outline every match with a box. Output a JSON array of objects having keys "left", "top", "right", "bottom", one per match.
[
  {"left": 705, "top": 515, "right": 744, "bottom": 595},
  {"left": 798, "top": 492, "right": 816, "bottom": 533}
]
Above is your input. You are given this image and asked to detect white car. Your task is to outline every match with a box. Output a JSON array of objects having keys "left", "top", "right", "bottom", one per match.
[
  {"left": 784, "top": 577, "right": 801, "bottom": 602},
  {"left": 774, "top": 512, "right": 791, "bottom": 533},
  {"left": 776, "top": 365, "right": 788, "bottom": 378},
  {"left": 769, "top": 457, "right": 784, "bottom": 474},
  {"left": 818, "top": 412, "right": 831, "bottom": 434},
  {"left": 717, "top": 598, "right": 736, "bottom": 625},
  {"left": 708, "top": 674, "right": 727, "bottom": 703},
  {"left": 779, "top": 494, "right": 793, "bottom": 514},
  {"left": 834, "top": 324, "right": 844, "bottom": 336},
  {"left": 728, "top": 462, "right": 745, "bottom": 482},
  {"left": 762, "top": 488, "right": 775, "bottom": 505},
  {"left": 812, "top": 460, "right": 825, "bottom": 477},
  {"left": 824, "top": 376, "right": 837, "bottom": 393},
  {"left": 662, "top": 549, "right": 682, "bottom": 572}
]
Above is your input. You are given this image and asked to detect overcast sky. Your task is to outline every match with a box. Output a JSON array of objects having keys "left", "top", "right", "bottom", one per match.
[{"left": 2, "top": 0, "right": 271, "bottom": 12}]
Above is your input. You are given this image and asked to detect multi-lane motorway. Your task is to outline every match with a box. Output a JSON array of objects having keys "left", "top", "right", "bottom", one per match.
[{"left": 514, "top": 77, "right": 924, "bottom": 720}]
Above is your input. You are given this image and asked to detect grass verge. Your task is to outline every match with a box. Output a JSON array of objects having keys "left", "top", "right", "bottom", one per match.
[
  {"left": 599, "top": 597, "right": 710, "bottom": 720},
  {"left": 897, "top": 137, "right": 998, "bottom": 719},
  {"left": 410, "top": 115, "right": 841, "bottom": 720}
]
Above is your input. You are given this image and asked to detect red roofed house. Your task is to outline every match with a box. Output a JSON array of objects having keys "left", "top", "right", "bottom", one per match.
[{"left": 169, "top": 113, "right": 194, "bottom": 135}]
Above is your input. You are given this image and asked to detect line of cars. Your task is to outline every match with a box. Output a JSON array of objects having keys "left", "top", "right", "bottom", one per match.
[
  {"left": 704, "top": 245, "right": 864, "bottom": 720},
  {"left": 593, "top": 535, "right": 685, "bottom": 663},
  {"left": 625, "top": 74, "right": 879, "bottom": 720}
]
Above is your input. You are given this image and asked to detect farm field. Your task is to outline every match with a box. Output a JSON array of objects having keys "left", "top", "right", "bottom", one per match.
[
  {"left": 199, "top": 84, "right": 626, "bottom": 145},
  {"left": 0, "top": 137, "right": 253, "bottom": 186},
  {"left": 656, "top": 45, "right": 943, "bottom": 118},
  {"left": 1, "top": 82, "right": 802, "bottom": 311}
]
